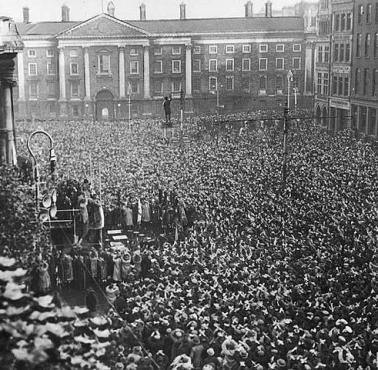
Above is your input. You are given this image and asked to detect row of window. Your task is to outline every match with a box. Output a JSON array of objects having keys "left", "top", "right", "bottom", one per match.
[
  {"left": 206, "top": 75, "right": 295, "bottom": 94},
  {"left": 333, "top": 12, "right": 353, "bottom": 32},
  {"left": 160, "top": 43, "right": 302, "bottom": 55},
  {"left": 357, "top": 3, "right": 378, "bottom": 25},
  {"left": 28, "top": 47, "right": 143, "bottom": 58},
  {"left": 355, "top": 68, "right": 378, "bottom": 96},
  {"left": 318, "top": 20, "right": 331, "bottom": 36},
  {"left": 27, "top": 56, "right": 302, "bottom": 77},
  {"left": 26, "top": 43, "right": 303, "bottom": 60},
  {"left": 27, "top": 74, "right": 298, "bottom": 98},
  {"left": 316, "top": 72, "right": 329, "bottom": 96},
  {"left": 27, "top": 57, "right": 140, "bottom": 76},
  {"left": 317, "top": 46, "right": 330, "bottom": 63},
  {"left": 352, "top": 105, "right": 377, "bottom": 136},
  {"left": 356, "top": 33, "right": 378, "bottom": 58},
  {"left": 28, "top": 79, "right": 141, "bottom": 99},
  {"left": 28, "top": 49, "right": 55, "bottom": 58},
  {"left": 152, "top": 57, "right": 302, "bottom": 74},
  {"left": 333, "top": 43, "right": 351, "bottom": 63},
  {"left": 332, "top": 75, "right": 349, "bottom": 97}
]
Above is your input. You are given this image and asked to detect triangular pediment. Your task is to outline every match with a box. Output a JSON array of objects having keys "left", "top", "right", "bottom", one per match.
[{"left": 57, "top": 13, "right": 150, "bottom": 39}]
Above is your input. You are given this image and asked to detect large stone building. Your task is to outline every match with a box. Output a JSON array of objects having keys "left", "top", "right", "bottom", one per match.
[
  {"left": 351, "top": 1, "right": 378, "bottom": 137},
  {"left": 12, "top": 1, "right": 315, "bottom": 120}
]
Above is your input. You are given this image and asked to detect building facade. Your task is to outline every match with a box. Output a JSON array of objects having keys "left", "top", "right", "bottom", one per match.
[
  {"left": 314, "top": 0, "right": 378, "bottom": 138},
  {"left": 13, "top": 1, "right": 314, "bottom": 120},
  {"left": 328, "top": 0, "right": 354, "bottom": 132},
  {"left": 314, "top": 0, "right": 331, "bottom": 126},
  {"left": 351, "top": 1, "right": 378, "bottom": 137}
]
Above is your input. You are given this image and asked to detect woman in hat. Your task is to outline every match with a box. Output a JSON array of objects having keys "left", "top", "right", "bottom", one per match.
[{"left": 38, "top": 261, "right": 51, "bottom": 294}]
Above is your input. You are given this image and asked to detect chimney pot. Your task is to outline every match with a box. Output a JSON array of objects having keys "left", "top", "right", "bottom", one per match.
[
  {"left": 180, "top": 2, "right": 186, "bottom": 20},
  {"left": 265, "top": 0, "right": 272, "bottom": 17},
  {"left": 22, "top": 7, "right": 29, "bottom": 24},
  {"left": 61, "top": 5, "right": 70, "bottom": 22},
  {"left": 140, "top": 3, "right": 146, "bottom": 20},
  {"left": 244, "top": 1, "right": 253, "bottom": 18}
]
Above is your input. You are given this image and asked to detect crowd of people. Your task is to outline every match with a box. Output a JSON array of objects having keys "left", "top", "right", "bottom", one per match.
[{"left": 2, "top": 109, "right": 378, "bottom": 369}]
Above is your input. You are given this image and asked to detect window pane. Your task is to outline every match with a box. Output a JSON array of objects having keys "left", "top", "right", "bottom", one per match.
[
  {"left": 209, "top": 77, "right": 217, "bottom": 90},
  {"left": 154, "top": 61, "right": 162, "bottom": 73},
  {"left": 259, "top": 76, "right": 266, "bottom": 89},
  {"left": 193, "top": 59, "right": 201, "bottom": 72}
]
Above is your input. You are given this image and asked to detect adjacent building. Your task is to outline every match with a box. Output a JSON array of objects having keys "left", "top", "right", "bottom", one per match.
[
  {"left": 314, "top": 0, "right": 331, "bottom": 126},
  {"left": 328, "top": 0, "right": 354, "bottom": 132},
  {"left": 12, "top": 1, "right": 314, "bottom": 120},
  {"left": 315, "top": 0, "right": 378, "bottom": 138},
  {"left": 351, "top": 1, "right": 378, "bottom": 137}
]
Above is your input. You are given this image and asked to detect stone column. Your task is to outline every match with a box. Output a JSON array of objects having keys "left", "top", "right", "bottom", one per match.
[
  {"left": 84, "top": 47, "right": 91, "bottom": 100},
  {"left": 356, "top": 105, "right": 361, "bottom": 132},
  {"left": 17, "top": 51, "right": 25, "bottom": 100},
  {"left": 0, "top": 82, "right": 17, "bottom": 165},
  {"left": 365, "top": 107, "right": 370, "bottom": 135},
  {"left": 185, "top": 43, "right": 192, "bottom": 97},
  {"left": 143, "top": 45, "right": 150, "bottom": 99},
  {"left": 304, "top": 42, "right": 314, "bottom": 95},
  {"left": 119, "top": 46, "right": 125, "bottom": 98},
  {"left": 58, "top": 48, "right": 66, "bottom": 100}
]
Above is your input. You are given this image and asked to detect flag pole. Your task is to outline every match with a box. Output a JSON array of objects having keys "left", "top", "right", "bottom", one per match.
[
  {"left": 128, "top": 82, "right": 131, "bottom": 130},
  {"left": 99, "top": 162, "right": 102, "bottom": 202},
  {"left": 90, "top": 153, "right": 93, "bottom": 187}
]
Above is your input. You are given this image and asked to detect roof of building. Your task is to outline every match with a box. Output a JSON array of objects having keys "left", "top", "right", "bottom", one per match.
[
  {"left": 16, "top": 14, "right": 303, "bottom": 37},
  {"left": 128, "top": 16, "right": 304, "bottom": 34},
  {"left": 16, "top": 21, "right": 78, "bottom": 36}
]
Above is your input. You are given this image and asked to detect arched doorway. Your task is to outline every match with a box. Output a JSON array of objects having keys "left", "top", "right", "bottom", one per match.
[
  {"left": 316, "top": 105, "right": 321, "bottom": 125},
  {"left": 95, "top": 89, "right": 114, "bottom": 121},
  {"left": 322, "top": 107, "right": 327, "bottom": 127}
]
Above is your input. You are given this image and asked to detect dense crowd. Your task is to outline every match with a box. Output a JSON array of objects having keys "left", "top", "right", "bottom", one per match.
[{"left": 2, "top": 110, "right": 378, "bottom": 369}]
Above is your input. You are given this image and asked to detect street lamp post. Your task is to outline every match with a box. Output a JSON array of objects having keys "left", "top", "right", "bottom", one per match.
[
  {"left": 293, "top": 87, "right": 298, "bottom": 115},
  {"left": 127, "top": 82, "right": 132, "bottom": 129},
  {"left": 287, "top": 70, "right": 293, "bottom": 110},
  {"left": 27, "top": 130, "right": 56, "bottom": 217},
  {"left": 282, "top": 106, "right": 289, "bottom": 188}
]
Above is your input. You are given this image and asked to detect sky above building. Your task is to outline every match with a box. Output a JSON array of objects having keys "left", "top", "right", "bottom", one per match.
[{"left": 2, "top": 0, "right": 309, "bottom": 23}]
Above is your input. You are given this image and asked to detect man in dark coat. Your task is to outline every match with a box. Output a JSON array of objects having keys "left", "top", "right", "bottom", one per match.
[
  {"left": 85, "top": 287, "right": 98, "bottom": 313},
  {"left": 141, "top": 251, "right": 152, "bottom": 279}
]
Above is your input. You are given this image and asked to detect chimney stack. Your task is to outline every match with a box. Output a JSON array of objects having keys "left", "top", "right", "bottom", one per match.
[
  {"left": 265, "top": 0, "right": 272, "bottom": 17},
  {"left": 22, "top": 7, "right": 29, "bottom": 24},
  {"left": 107, "top": 1, "right": 115, "bottom": 17},
  {"left": 180, "top": 2, "right": 186, "bottom": 20},
  {"left": 244, "top": 1, "right": 253, "bottom": 17},
  {"left": 61, "top": 5, "right": 70, "bottom": 22},
  {"left": 139, "top": 3, "right": 146, "bottom": 20}
]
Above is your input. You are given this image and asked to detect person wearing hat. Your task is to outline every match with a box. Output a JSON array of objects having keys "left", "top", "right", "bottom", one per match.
[
  {"left": 170, "top": 328, "right": 185, "bottom": 360},
  {"left": 154, "top": 350, "right": 169, "bottom": 370},
  {"left": 202, "top": 348, "right": 219, "bottom": 370},
  {"left": 141, "top": 251, "right": 152, "bottom": 280},
  {"left": 85, "top": 287, "right": 98, "bottom": 314},
  {"left": 190, "top": 335, "right": 204, "bottom": 370},
  {"left": 115, "top": 362, "right": 125, "bottom": 370},
  {"left": 77, "top": 192, "right": 89, "bottom": 246}
]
